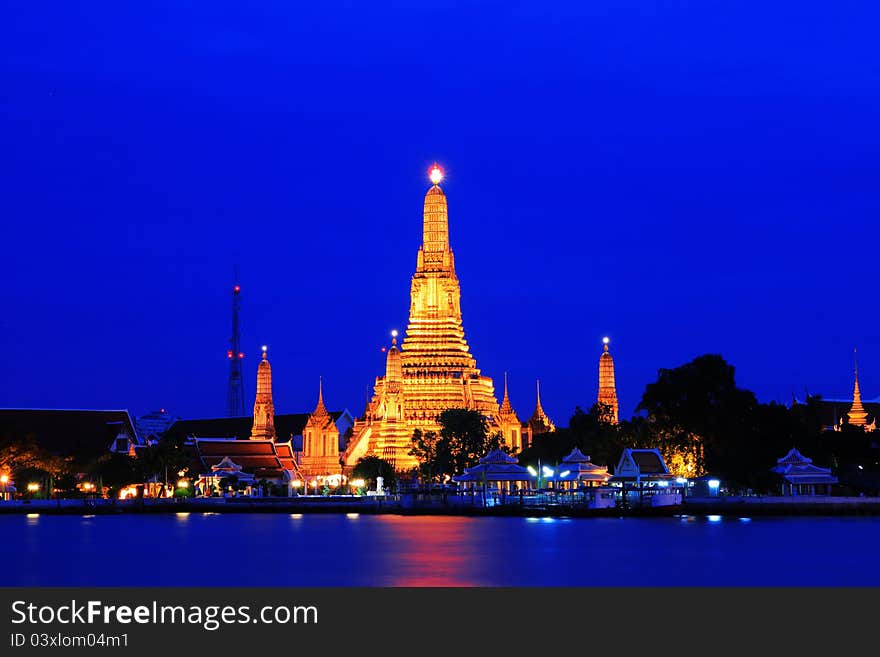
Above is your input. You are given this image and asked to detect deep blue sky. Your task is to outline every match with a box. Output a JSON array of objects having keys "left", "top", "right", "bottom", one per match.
[{"left": 2, "top": 1, "right": 878, "bottom": 425}]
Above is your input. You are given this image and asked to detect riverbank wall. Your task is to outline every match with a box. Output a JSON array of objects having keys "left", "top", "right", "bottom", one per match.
[{"left": 5, "top": 494, "right": 880, "bottom": 517}]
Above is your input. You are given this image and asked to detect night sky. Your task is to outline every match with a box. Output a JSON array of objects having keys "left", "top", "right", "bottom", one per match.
[{"left": 2, "top": 2, "right": 878, "bottom": 425}]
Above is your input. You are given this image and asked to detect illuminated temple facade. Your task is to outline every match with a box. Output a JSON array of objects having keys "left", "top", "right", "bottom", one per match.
[{"left": 343, "top": 165, "right": 530, "bottom": 471}]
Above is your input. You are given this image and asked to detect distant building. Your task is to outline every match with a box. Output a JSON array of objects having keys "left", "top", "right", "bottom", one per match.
[
  {"left": 134, "top": 408, "right": 179, "bottom": 442},
  {"left": 796, "top": 351, "right": 877, "bottom": 432},
  {"left": 771, "top": 447, "right": 837, "bottom": 496},
  {"left": 523, "top": 379, "right": 556, "bottom": 446}
]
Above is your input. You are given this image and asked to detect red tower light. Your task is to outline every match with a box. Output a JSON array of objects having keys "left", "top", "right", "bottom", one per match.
[
  {"left": 233, "top": 285, "right": 241, "bottom": 293},
  {"left": 227, "top": 350, "right": 233, "bottom": 359},
  {"left": 238, "top": 352, "right": 244, "bottom": 359}
]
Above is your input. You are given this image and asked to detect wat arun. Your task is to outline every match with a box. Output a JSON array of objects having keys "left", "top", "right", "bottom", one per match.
[{"left": 343, "top": 164, "right": 526, "bottom": 471}]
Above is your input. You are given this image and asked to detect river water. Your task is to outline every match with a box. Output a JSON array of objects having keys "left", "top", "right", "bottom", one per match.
[{"left": 3, "top": 513, "right": 877, "bottom": 586}]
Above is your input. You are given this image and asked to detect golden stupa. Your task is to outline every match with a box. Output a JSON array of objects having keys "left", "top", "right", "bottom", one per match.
[
  {"left": 597, "top": 337, "right": 619, "bottom": 424},
  {"left": 344, "top": 164, "right": 523, "bottom": 470},
  {"left": 250, "top": 346, "right": 276, "bottom": 440},
  {"left": 848, "top": 348, "right": 869, "bottom": 427}
]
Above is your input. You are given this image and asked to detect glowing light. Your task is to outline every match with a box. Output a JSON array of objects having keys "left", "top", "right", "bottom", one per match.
[
  {"left": 233, "top": 285, "right": 240, "bottom": 293},
  {"left": 311, "top": 480, "right": 318, "bottom": 488},
  {"left": 542, "top": 466, "right": 554, "bottom": 477},
  {"left": 118, "top": 486, "right": 138, "bottom": 499},
  {"left": 708, "top": 515, "right": 722, "bottom": 523},
  {"left": 262, "top": 345, "right": 267, "bottom": 352},
  {"left": 177, "top": 480, "right": 189, "bottom": 489},
  {"left": 602, "top": 336, "right": 610, "bottom": 345},
  {"left": 351, "top": 479, "right": 366, "bottom": 488},
  {"left": 675, "top": 477, "right": 687, "bottom": 484},
  {"left": 739, "top": 517, "right": 752, "bottom": 523},
  {"left": 290, "top": 513, "right": 303, "bottom": 519},
  {"left": 429, "top": 163, "right": 444, "bottom": 185},
  {"left": 81, "top": 482, "right": 95, "bottom": 492},
  {"left": 238, "top": 352, "right": 244, "bottom": 359},
  {"left": 657, "top": 480, "right": 669, "bottom": 487},
  {"left": 27, "top": 483, "right": 39, "bottom": 492},
  {"left": 391, "top": 329, "right": 398, "bottom": 338},
  {"left": 26, "top": 513, "right": 39, "bottom": 519},
  {"left": 227, "top": 350, "right": 233, "bottom": 359},
  {"left": 291, "top": 480, "right": 303, "bottom": 488},
  {"left": 559, "top": 470, "right": 571, "bottom": 478},
  {"left": 346, "top": 513, "right": 360, "bottom": 519},
  {"left": 0, "top": 475, "right": 8, "bottom": 484},
  {"left": 527, "top": 466, "right": 537, "bottom": 476},
  {"left": 707, "top": 479, "right": 721, "bottom": 489}
]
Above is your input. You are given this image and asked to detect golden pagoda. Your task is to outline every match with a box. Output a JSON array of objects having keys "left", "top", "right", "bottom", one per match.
[
  {"left": 523, "top": 379, "right": 556, "bottom": 446},
  {"left": 344, "top": 164, "right": 520, "bottom": 470},
  {"left": 496, "top": 373, "right": 524, "bottom": 452},
  {"left": 848, "top": 348, "right": 869, "bottom": 427},
  {"left": 250, "top": 346, "right": 275, "bottom": 440},
  {"left": 300, "top": 378, "right": 342, "bottom": 476},
  {"left": 597, "top": 337, "right": 619, "bottom": 424}
]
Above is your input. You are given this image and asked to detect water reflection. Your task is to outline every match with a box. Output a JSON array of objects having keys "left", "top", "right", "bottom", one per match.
[{"left": 374, "top": 516, "right": 478, "bottom": 586}]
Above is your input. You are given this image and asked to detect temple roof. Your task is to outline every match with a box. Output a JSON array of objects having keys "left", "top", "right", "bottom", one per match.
[
  {"left": 0, "top": 408, "right": 140, "bottom": 462},
  {"left": 189, "top": 438, "right": 296, "bottom": 479},
  {"left": 479, "top": 448, "right": 519, "bottom": 465},
  {"left": 776, "top": 447, "right": 812, "bottom": 466},
  {"left": 453, "top": 452, "right": 532, "bottom": 482},
  {"left": 614, "top": 448, "right": 672, "bottom": 479},
  {"left": 561, "top": 447, "right": 592, "bottom": 464},
  {"left": 164, "top": 412, "right": 344, "bottom": 443},
  {"left": 771, "top": 447, "right": 835, "bottom": 483}
]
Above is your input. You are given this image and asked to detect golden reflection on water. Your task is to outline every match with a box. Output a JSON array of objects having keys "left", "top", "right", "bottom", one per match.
[{"left": 374, "top": 516, "right": 479, "bottom": 586}]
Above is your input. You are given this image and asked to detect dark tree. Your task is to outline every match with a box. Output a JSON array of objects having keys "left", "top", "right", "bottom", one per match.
[
  {"left": 636, "top": 354, "right": 758, "bottom": 479},
  {"left": 351, "top": 455, "right": 398, "bottom": 490}
]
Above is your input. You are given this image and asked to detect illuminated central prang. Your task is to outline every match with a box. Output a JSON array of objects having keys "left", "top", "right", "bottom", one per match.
[{"left": 343, "top": 164, "right": 523, "bottom": 470}]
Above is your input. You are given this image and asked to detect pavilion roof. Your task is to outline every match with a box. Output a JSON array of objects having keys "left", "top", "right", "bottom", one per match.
[
  {"left": 453, "top": 458, "right": 532, "bottom": 483},
  {"left": 561, "top": 447, "right": 592, "bottom": 464}
]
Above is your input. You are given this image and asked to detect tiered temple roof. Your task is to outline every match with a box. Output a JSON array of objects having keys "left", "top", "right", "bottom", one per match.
[
  {"left": 552, "top": 447, "right": 611, "bottom": 484},
  {"left": 771, "top": 447, "right": 838, "bottom": 486}
]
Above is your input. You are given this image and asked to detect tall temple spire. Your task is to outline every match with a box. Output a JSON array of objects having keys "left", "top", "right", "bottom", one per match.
[
  {"left": 597, "top": 336, "right": 619, "bottom": 424},
  {"left": 385, "top": 330, "right": 403, "bottom": 382},
  {"left": 848, "top": 348, "right": 869, "bottom": 427},
  {"left": 499, "top": 372, "right": 514, "bottom": 414},
  {"left": 313, "top": 376, "right": 330, "bottom": 418},
  {"left": 422, "top": 163, "right": 449, "bottom": 259},
  {"left": 250, "top": 345, "right": 275, "bottom": 440},
  {"left": 527, "top": 379, "right": 556, "bottom": 437}
]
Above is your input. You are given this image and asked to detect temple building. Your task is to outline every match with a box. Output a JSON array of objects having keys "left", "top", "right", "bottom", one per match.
[
  {"left": 597, "top": 337, "right": 619, "bottom": 424},
  {"left": 496, "top": 373, "right": 524, "bottom": 453},
  {"left": 771, "top": 447, "right": 838, "bottom": 496},
  {"left": 523, "top": 379, "right": 556, "bottom": 446},
  {"left": 343, "top": 164, "right": 526, "bottom": 471},
  {"left": 173, "top": 347, "right": 354, "bottom": 487},
  {"left": 299, "top": 379, "right": 342, "bottom": 477}
]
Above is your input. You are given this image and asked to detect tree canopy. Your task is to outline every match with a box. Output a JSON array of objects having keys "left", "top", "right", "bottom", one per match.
[{"left": 408, "top": 408, "right": 505, "bottom": 481}]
